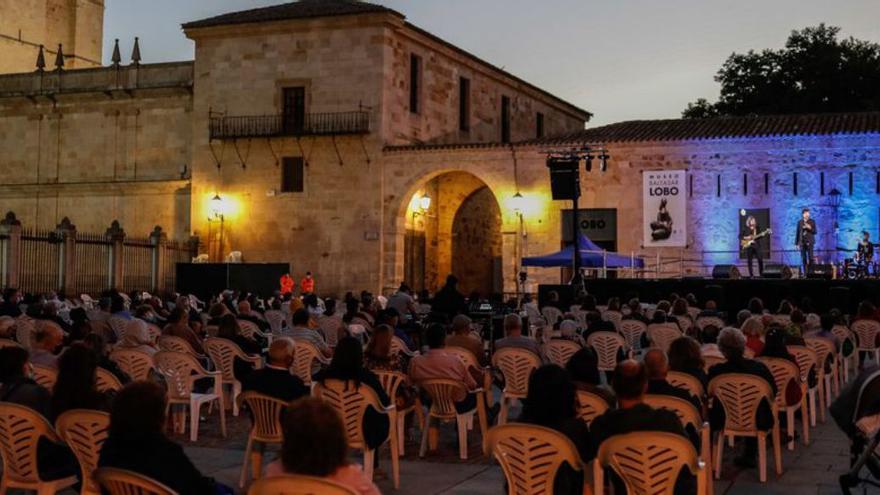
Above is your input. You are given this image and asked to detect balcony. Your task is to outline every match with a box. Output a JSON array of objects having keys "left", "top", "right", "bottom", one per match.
[{"left": 209, "top": 111, "right": 370, "bottom": 139}]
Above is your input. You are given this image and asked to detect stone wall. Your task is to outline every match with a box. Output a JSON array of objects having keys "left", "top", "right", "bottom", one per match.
[
  {"left": 381, "top": 21, "right": 587, "bottom": 146},
  {"left": 0, "top": 0, "right": 104, "bottom": 74},
  {"left": 0, "top": 63, "right": 194, "bottom": 239},
  {"left": 381, "top": 133, "right": 880, "bottom": 293}
]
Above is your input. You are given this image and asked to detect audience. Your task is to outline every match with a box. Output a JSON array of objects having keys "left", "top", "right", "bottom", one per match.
[
  {"left": 494, "top": 313, "right": 541, "bottom": 357},
  {"left": 285, "top": 308, "right": 332, "bottom": 358},
  {"left": 242, "top": 337, "right": 309, "bottom": 402},
  {"left": 266, "top": 397, "right": 381, "bottom": 495},
  {"left": 30, "top": 320, "right": 64, "bottom": 368},
  {"left": 445, "top": 314, "right": 487, "bottom": 365},
  {"left": 364, "top": 324, "right": 409, "bottom": 373},
  {"left": 518, "top": 365, "right": 589, "bottom": 494},
  {"left": 741, "top": 316, "right": 766, "bottom": 356},
  {"left": 667, "top": 336, "right": 707, "bottom": 388},
  {"left": 643, "top": 348, "right": 702, "bottom": 409},
  {"left": 565, "top": 347, "right": 615, "bottom": 406},
  {"left": 699, "top": 324, "right": 724, "bottom": 359},
  {"left": 708, "top": 327, "right": 777, "bottom": 468},
  {"left": 237, "top": 300, "right": 270, "bottom": 332},
  {"left": 163, "top": 307, "right": 205, "bottom": 354},
  {"left": 316, "top": 337, "right": 391, "bottom": 464},
  {"left": 50, "top": 343, "right": 112, "bottom": 421},
  {"left": 117, "top": 319, "right": 158, "bottom": 355},
  {"left": 99, "top": 381, "right": 231, "bottom": 494},
  {"left": 0, "top": 345, "right": 51, "bottom": 416}
]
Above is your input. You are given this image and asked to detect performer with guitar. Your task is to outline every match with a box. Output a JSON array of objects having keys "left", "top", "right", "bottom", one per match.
[
  {"left": 795, "top": 208, "right": 817, "bottom": 273},
  {"left": 741, "top": 215, "right": 770, "bottom": 277}
]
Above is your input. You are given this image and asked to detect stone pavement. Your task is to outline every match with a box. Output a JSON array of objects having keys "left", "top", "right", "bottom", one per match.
[{"left": 182, "top": 405, "right": 856, "bottom": 495}]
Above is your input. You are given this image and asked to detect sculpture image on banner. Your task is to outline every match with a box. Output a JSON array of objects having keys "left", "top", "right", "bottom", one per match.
[{"left": 643, "top": 170, "right": 687, "bottom": 247}]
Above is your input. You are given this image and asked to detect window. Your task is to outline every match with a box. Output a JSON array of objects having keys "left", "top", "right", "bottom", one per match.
[
  {"left": 281, "top": 87, "right": 305, "bottom": 134},
  {"left": 281, "top": 157, "right": 304, "bottom": 193},
  {"left": 409, "top": 54, "right": 421, "bottom": 114},
  {"left": 501, "top": 95, "right": 511, "bottom": 143},
  {"left": 458, "top": 77, "right": 470, "bottom": 131},
  {"left": 536, "top": 112, "right": 544, "bottom": 139}
]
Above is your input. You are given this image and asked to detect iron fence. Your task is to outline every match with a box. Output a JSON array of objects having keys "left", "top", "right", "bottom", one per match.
[{"left": 0, "top": 212, "right": 197, "bottom": 296}]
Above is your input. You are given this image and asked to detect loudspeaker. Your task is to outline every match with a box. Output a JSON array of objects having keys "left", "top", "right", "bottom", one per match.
[
  {"left": 807, "top": 264, "right": 834, "bottom": 280},
  {"left": 712, "top": 265, "right": 741, "bottom": 280},
  {"left": 763, "top": 263, "right": 793, "bottom": 280},
  {"left": 548, "top": 158, "right": 580, "bottom": 200}
]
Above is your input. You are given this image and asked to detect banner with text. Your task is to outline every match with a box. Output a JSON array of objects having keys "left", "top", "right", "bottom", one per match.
[{"left": 643, "top": 170, "right": 687, "bottom": 247}]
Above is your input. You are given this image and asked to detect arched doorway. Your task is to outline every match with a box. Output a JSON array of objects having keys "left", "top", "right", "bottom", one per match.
[
  {"left": 452, "top": 186, "right": 502, "bottom": 296},
  {"left": 403, "top": 171, "right": 502, "bottom": 297}
]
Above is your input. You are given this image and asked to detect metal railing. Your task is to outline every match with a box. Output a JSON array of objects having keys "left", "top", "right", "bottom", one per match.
[{"left": 209, "top": 111, "right": 370, "bottom": 139}]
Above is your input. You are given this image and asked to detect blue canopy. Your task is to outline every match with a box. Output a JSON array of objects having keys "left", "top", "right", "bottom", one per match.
[{"left": 521, "top": 234, "right": 645, "bottom": 268}]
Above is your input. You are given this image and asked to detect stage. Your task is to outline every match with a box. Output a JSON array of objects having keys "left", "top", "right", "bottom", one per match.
[{"left": 540, "top": 278, "right": 880, "bottom": 316}]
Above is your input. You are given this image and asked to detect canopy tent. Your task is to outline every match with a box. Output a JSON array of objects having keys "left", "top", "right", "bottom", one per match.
[{"left": 521, "top": 234, "right": 645, "bottom": 268}]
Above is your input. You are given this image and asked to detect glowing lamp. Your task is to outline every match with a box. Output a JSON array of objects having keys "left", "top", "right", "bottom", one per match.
[
  {"left": 510, "top": 192, "right": 526, "bottom": 213},
  {"left": 210, "top": 194, "right": 225, "bottom": 220},
  {"left": 418, "top": 194, "right": 432, "bottom": 212}
]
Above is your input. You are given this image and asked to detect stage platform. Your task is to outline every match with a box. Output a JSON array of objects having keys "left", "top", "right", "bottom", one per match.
[
  {"left": 540, "top": 278, "right": 880, "bottom": 316},
  {"left": 176, "top": 262, "right": 289, "bottom": 300}
]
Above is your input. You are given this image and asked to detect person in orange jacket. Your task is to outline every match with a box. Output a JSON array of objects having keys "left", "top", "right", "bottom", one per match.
[
  {"left": 300, "top": 271, "right": 315, "bottom": 295},
  {"left": 280, "top": 273, "right": 294, "bottom": 296}
]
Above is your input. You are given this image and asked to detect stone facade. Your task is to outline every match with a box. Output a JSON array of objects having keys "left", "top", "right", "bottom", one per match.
[
  {"left": 0, "top": 63, "right": 194, "bottom": 238},
  {"left": 0, "top": 0, "right": 104, "bottom": 74}
]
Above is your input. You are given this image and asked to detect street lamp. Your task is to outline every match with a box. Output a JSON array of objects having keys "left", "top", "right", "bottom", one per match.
[
  {"left": 510, "top": 191, "right": 525, "bottom": 213},
  {"left": 418, "top": 194, "right": 432, "bottom": 212},
  {"left": 208, "top": 193, "right": 226, "bottom": 262}
]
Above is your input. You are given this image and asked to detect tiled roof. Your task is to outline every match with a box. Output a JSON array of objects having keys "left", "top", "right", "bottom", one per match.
[
  {"left": 529, "top": 112, "right": 880, "bottom": 145},
  {"left": 182, "top": 0, "right": 401, "bottom": 29}
]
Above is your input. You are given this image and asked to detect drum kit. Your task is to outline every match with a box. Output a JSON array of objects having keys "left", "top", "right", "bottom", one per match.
[{"left": 842, "top": 252, "right": 878, "bottom": 279}]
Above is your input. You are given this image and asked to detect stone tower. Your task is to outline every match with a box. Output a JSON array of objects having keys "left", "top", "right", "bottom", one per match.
[{"left": 0, "top": 0, "right": 104, "bottom": 74}]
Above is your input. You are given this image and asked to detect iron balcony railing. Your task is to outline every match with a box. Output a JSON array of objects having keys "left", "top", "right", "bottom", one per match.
[{"left": 209, "top": 111, "right": 370, "bottom": 139}]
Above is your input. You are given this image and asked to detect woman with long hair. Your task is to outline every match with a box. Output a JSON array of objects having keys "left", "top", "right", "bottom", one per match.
[
  {"left": 50, "top": 343, "right": 112, "bottom": 421},
  {"left": 667, "top": 336, "right": 707, "bottom": 388},
  {"left": 364, "top": 324, "right": 416, "bottom": 409},
  {"left": 316, "top": 337, "right": 390, "bottom": 466},
  {"left": 565, "top": 347, "right": 615, "bottom": 406},
  {"left": 266, "top": 397, "right": 380, "bottom": 494},
  {"left": 518, "top": 365, "right": 591, "bottom": 494}
]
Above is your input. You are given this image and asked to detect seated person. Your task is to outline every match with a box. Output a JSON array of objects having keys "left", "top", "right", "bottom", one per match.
[
  {"left": 667, "top": 336, "right": 707, "bottom": 389},
  {"left": 555, "top": 320, "right": 585, "bottom": 346},
  {"left": 50, "top": 343, "right": 113, "bottom": 422},
  {"left": 411, "top": 324, "right": 495, "bottom": 417},
  {"left": 98, "top": 381, "right": 230, "bottom": 495},
  {"left": 445, "top": 314, "right": 487, "bottom": 366},
  {"left": 266, "top": 397, "right": 380, "bottom": 495},
  {"left": 708, "top": 327, "right": 777, "bottom": 469},
  {"left": 622, "top": 298, "right": 649, "bottom": 324},
  {"left": 377, "top": 307, "right": 416, "bottom": 352},
  {"left": 364, "top": 325, "right": 417, "bottom": 410},
  {"left": 237, "top": 300, "right": 270, "bottom": 332},
  {"left": 644, "top": 348, "right": 702, "bottom": 411},
  {"left": 590, "top": 359, "right": 693, "bottom": 494},
  {"left": 0, "top": 346, "right": 51, "bottom": 417},
  {"left": 494, "top": 314, "right": 541, "bottom": 357},
  {"left": 162, "top": 307, "right": 205, "bottom": 355},
  {"left": 242, "top": 338, "right": 309, "bottom": 402},
  {"left": 518, "top": 365, "right": 590, "bottom": 495},
  {"left": 30, "top": 320, "right": 64, "bottom": 368},
  {"left": 566, "top": 347, "right": 615, "bottom": 406},
  {"left": 284, "top": 309, "right": 332, "bottom": 358},
  {"left": 315, "top": 337, "right": 391, "bottom": 466},
  {"left": 699, "top": 325, "right": 725, "bottom": 359}
]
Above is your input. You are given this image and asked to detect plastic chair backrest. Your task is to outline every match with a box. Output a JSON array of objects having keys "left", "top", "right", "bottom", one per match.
[
  {"left": 55, "top": 409, "right": 111, "bottom": 495},
  {"left": 488, "top": 423, "right": 583, "bottom": 495},
  {"left": 94, "top": 467, "right": 178, "bottom": 495},
  {"left": 492, "top": 347, "right": 541, "bottom": 397}
]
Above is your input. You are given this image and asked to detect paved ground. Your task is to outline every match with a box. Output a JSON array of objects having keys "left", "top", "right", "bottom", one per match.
[{"left": 182, "top": 402, "right": 857, "bottom": 495}]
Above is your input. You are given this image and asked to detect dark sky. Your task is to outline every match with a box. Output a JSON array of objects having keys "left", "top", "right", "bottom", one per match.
[{"left": 103, "top": 0, "right": 880, "bottom": 126}]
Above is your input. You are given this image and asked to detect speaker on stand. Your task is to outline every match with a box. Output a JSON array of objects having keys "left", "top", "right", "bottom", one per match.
[
  {"left": 763, "top": 263, "right": 793, "bottom": 280},
  {"left": 712, "top": 265, "right": 741, "bottom": 280}
]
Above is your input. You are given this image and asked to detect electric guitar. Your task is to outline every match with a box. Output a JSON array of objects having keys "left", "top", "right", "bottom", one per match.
[{"left": 741, "top": 228, "right": 772, "bottom": 250}]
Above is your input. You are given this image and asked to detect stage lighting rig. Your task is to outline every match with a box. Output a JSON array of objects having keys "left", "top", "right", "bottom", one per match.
[{"left": 543, "top": 144, "right": 609, "bottom": 290}]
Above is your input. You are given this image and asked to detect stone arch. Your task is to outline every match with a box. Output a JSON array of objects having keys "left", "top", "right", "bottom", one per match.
[{"left": 383, "top": 167, "right": 508, "bottom": 294}]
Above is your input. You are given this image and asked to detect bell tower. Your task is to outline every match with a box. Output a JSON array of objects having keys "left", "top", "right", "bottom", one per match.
[{"left": 0, "top": 0, "right": 104, "bottom": 74}]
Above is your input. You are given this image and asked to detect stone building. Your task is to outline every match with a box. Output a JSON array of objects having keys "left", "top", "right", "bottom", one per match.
[
  {"left": 0, "top": 0, "right": 104, "bottom": 74},
  {"left": 1, "top": 0, "right": 879, "bottom": 297}
]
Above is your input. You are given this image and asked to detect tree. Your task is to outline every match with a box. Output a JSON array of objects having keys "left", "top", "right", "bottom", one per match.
[{"left": 682, "top": 25, "right": 880, "bottom": 118}]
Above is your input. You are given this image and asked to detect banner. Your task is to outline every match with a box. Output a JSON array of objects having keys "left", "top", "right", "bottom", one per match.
[{"left": 643, "top": 170, "right": 687, "bottom": 247}]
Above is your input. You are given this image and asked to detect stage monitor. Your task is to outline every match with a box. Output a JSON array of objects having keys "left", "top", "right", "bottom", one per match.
[
  {"left": 807, "top": 264, "right": 834, "bottom": 280},
  {"left": 763, "top": 263, "right": 793, "bottom": 280},
  {"left": 712, "top": 265, "right": 741, "bottom": 280},
  {"left": 547, "top": 158, "right": 580, "bottom": 200}
]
